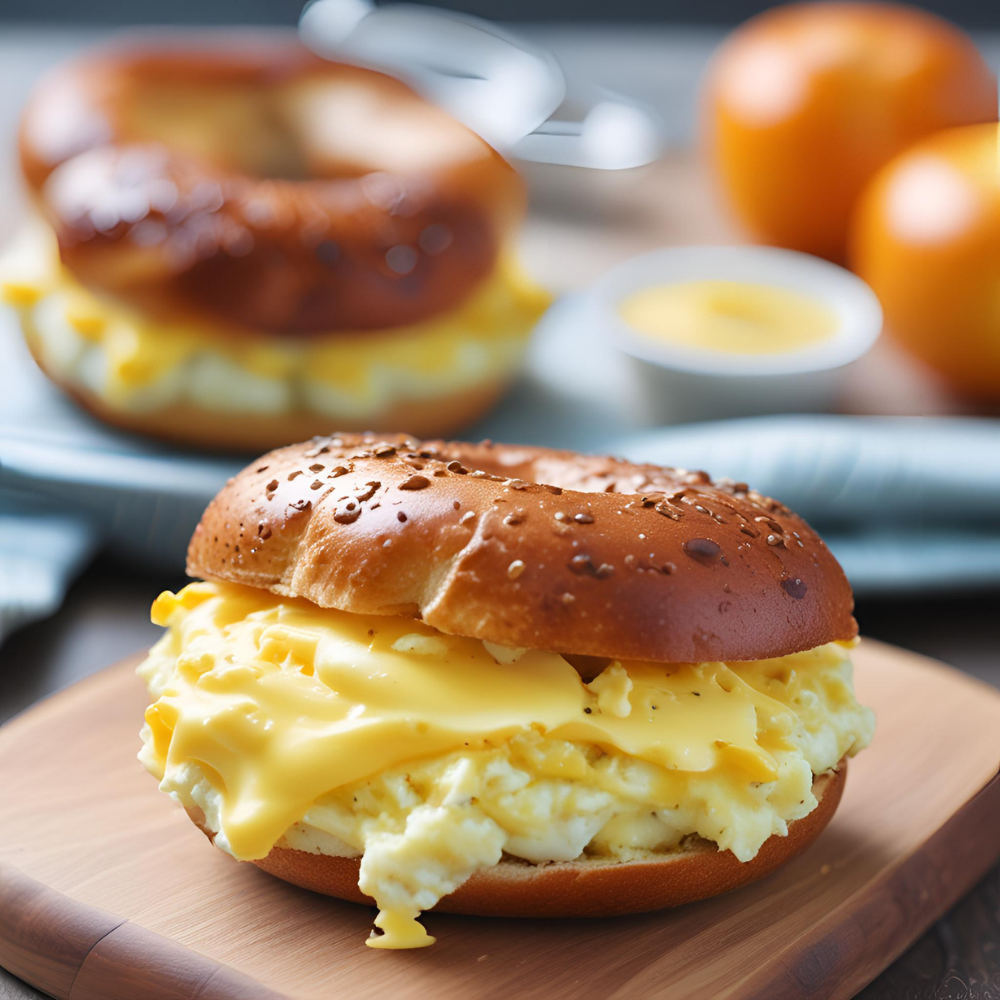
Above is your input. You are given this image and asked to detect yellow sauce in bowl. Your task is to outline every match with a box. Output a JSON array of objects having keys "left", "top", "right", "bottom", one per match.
[{"left": 619, "top": 280, "right": 838, "bottom": 356}]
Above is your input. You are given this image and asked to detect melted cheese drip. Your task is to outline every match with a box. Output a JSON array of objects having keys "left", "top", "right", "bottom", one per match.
[
  {"left": 0, "top": 221, "right": 549, "bottom": 414},
  {"left": 619, "top": 280, "right": 838, "bottom": 355},
  {"left": 138, "top": 582, "right": 874, "bottom": 949}
]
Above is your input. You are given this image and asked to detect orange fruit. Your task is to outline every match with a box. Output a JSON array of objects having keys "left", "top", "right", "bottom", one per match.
[
  {"left": 702, "top": 2, "right": 997, "bottom": 262},
  {"left": 851, "top": 123, "right": 1000, "bottom": 399}
]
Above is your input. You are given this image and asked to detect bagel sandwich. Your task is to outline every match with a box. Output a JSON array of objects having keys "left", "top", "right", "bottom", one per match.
[
  {"left": 137, "top": 433, "right": 874, "bottom": 948},
  {"left": 2, "top": 46, "right": 547, "bottom": 449}
]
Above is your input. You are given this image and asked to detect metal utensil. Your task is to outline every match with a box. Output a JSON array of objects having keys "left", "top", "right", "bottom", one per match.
[{"left": 299, "top": 0, "right": 662, "bottom": 169}]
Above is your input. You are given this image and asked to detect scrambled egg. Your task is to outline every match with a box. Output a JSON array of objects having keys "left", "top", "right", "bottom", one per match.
[
  {"left": 0, "top": 221, "right": 549, "bottom": 416},
  {"left": 137, "top": 582, "right": 874, "bottom": 949}
]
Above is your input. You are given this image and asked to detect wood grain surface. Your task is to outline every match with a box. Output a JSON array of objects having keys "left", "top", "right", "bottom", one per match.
[{"left": 0, "top": 639, "right": 997, "bottom": 999}]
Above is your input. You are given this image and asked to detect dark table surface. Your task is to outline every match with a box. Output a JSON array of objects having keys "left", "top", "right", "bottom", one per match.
[{"left": 0, "top": 560, "right": 997, "bottom": 1000}]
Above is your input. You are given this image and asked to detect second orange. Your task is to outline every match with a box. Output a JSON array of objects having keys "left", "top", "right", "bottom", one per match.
[{"left": 702, "top": 2, "right": 996, "bottom": 262}]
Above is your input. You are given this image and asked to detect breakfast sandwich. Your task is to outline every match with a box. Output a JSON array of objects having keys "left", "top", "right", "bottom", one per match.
[{"left": 137, "top": 433, "right": 874, "bottom": 948}]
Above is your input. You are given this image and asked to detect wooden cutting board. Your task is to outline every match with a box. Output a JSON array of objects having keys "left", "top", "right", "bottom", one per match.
[{"left": 0, "top": 639, "right": 998, "bottom": 1000}]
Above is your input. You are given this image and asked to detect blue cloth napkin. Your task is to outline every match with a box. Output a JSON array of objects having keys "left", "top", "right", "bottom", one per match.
[{"left": 0, "top": 492, "right": 97, "bottom": 644}]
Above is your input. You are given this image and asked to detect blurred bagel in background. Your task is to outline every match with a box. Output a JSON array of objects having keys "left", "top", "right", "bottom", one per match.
[
  {"left": 2, "top": 43, "right": 548, "bottom": 450},
  {"left": 702, "top": 2, "right": 997, "bottom": 263}
]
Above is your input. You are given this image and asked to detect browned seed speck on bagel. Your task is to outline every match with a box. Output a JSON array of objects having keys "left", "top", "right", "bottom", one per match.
[{"left": 187, "top": 432, "right": 857, "bottom": 663}]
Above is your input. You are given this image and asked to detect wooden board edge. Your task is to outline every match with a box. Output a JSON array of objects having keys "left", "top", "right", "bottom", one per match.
[
  {"left": 69, "top": 921, "right": 285, "bottom": 1000},
  {"left": 0, "top": 864, "right": 123, "bottom": 998},
  {"left": 0, "top": 865, "right": 283, "bottom": 1000},
  {"left": 726, "top": 770, "right": 1000, "bottom": 1000}
]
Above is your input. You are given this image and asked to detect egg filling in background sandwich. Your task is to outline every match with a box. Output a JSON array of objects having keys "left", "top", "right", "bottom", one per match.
[
  {"left": 136, "top": 434, "right": 874, "bottom": 949},
  {"left": 1, "top": 224, "right": 545, "bottom": 423},
  {"left": 8, "top": 47, "right": 544, "bottom": 449}
]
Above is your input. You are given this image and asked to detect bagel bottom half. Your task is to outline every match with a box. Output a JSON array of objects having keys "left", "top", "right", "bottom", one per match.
[
  {"left": 28, "top": 350, "right": 509, "bottom": 452},
  {"left": 186, "top": 765, "right": 844, "bottom": 919}
]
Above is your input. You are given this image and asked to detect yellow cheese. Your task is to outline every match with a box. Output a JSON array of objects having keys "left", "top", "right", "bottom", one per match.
[
  {"left": 138, "top": 582, "right": 874, "bottom": 949},
  {"left": 64, "top": 288, "right": 109, "bottom": 340},
  {"left": 1, "top": 281, "right": 43, "bottom": 308},
  {"left": 1, "top": 221, "right": 549, "bottom": 399},
  {"left": 619, "top": 280, "right": 838, "bottom": 355}
]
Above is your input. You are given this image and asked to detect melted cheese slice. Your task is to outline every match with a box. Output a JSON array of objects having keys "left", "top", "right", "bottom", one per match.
[{"left": 138, "top": 582, "right": 874, "bottom": 949}]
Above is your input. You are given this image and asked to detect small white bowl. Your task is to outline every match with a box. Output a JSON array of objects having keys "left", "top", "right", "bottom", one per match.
[{"left": 585, "top": 245, "right": 883, "bottom": 421}]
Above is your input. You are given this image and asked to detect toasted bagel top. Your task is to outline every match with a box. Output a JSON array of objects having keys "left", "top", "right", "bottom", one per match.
[{"left": 187, "top": 433, "right": 857, "bottom": 662}]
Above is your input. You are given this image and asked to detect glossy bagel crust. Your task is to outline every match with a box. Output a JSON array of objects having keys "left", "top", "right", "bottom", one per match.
[
  {"left": 187, "top": 433, "right": 857, "bottom": 663},
  {"left": 188, "top": 765, "right": 844, "bottom": 918},
  {"left": 19, "top": 44, "right": 524, "bottom": 333}
]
